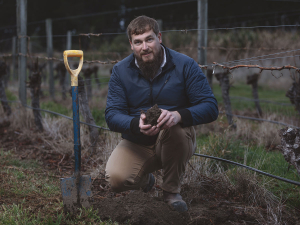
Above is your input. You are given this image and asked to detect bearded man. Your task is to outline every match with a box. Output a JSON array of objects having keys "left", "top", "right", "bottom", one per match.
[{"left": 105, "top": 16, "right": 218, "bottom": 212}]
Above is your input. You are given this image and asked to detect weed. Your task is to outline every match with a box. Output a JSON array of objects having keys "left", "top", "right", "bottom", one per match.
[{"left": 40, "top": 101, "right": 71, "bottom": 118}]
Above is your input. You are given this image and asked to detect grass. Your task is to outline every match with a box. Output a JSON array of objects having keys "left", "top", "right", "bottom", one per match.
[
  {"left": 40, "top": 101, "right": 71, "bottom": 117},
  {"left": 0, "top": 148, "right": 117, "bottom": 225},
  {"left": 1, "top": 203, "right": 117, "bottom": 225},
  {"left": 92, "top": 108, "right": 106, "bottom": 126},
  {"left": 3, "top": 77, "right": 300, "bottom": 222},
  {"left": 5, "top": 89, "right": 18, "bottom": 101},
  {"left": 213, "top": 83, "right": 297, "bottom": 117},
  {"left": 195, "top": 132, "right": 300, "bottom": 208}
]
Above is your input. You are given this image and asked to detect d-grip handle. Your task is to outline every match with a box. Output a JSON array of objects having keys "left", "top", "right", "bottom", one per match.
[{"left": 63, "top": 50, "right": 83, "bottom": 87}]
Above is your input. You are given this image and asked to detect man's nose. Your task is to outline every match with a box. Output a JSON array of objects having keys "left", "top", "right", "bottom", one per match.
[{"left": 142, "top": 42, "right": 148, "bottom": 50}]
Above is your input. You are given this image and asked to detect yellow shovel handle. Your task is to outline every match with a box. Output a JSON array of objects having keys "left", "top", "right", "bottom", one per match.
[{"left": 63, "top": 50, "right": 83, "bottom": 86}]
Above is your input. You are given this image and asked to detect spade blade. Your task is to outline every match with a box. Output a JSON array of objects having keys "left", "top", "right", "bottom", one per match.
[{"left": 60, "top": 175, "right": 92, "bottom": 214}]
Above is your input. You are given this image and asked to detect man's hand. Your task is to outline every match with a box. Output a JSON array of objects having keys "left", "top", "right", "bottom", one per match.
[
  {"left": 157, "top": 109, "right": 181, "bottom": 130},
  {"left": 139, "top": 113, "right": 161, "bottom": 136}
]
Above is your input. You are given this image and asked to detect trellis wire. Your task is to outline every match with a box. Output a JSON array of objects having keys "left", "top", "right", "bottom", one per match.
[
  {"left": 222, "top": 48, "right": 300, "bottom": 65},
  {"left": 193, "top": 153, "right": 300, "bottom": 186},
  {"left": 2, "top": 24, "right": 299, "bottom": 40},
  {"left": 219, "top": 111, "right": 300, "bottom": 129},
  {"left": 216, "top": 95, "right": 293, "bottom": 106},
  {"left": 1, "top": 98, "right": 300, "bottom": 186},
  {"left": 1, "top": 20, "right": 300, "bottom": 187}
]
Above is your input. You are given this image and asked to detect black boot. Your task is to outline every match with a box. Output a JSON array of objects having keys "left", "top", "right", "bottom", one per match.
[
  {"left": 142, "top": 173, "right": 155, "bottom": 193},
  {"left": 163, "top": 190, "right": 188, "bottom": 212}
]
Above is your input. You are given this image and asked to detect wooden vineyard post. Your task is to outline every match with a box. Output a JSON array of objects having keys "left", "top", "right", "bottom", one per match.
[
  {"left": 65, "top": 31, "right": 72, "bottom": 87},
  {"left": 27, "top": 59, "right": 43, "bottom": 132},
  {"left": 247, "top": 73, "right": 263, "bottom": 117},
  {"left": 198, "top": 0, "right": 207, "bottom": 77},
  {"left": 279, "top": 127, "right": 300, "bottom": 176},
  {"left": 0, "top": 62, "right": 12, "bottom": 116},
  {"left": 92, "top": 66, "right": 101, "bottom": 89},
  {"left": 12, "top": 36, "right": 17, "bottom": 80},
  {"left": 215, "top": 72, "right": 236, "bottom": 128},
  {"left": 4, "top": 60, "right": 10, "bottom": 88},
  {"left": 75, "top": 76, "right": 98, "bottom": 146},
  {"left": 206, "top": 68, "right": 213, "bottom": 92},
  {"left": 54, "top": 62, "right": 67, "bottom": 100},
  {"left": 17, "top": 0, "right": 27, "bottom": 106},
  {"left": 82, "top": 68, "right": 94, "bottom": 101},
  {"left": 46, "top": 18, "right": 54, "bottom": 100},
  {"left": 286, "top": 72, "right": 300, "bottom": 115}
]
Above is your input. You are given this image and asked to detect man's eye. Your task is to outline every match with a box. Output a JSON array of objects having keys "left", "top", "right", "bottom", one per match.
[{"left": 147, "top": 38, "right": 153, "bottom": 42}]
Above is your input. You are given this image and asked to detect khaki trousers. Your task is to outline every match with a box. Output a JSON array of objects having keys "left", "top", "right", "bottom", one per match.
[{"left": 105, "top": 124, "right": 196, "bottom": 194}]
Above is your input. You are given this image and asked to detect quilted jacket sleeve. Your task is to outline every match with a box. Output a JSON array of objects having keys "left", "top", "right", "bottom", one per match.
[
  {"left": 105, "top": 66, "right": 135, "bottom": 134},
  {"left": 178, "top": 59, "right": 219, "bottom": 127}
]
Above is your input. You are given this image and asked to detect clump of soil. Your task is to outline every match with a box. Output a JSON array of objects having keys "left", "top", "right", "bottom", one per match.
[
  {"left": 141, "top": 104, "right": 162, "bottom": 126},
  {"left": 93, "top": 191, "right": 189, "bottom": 225},
  {"left": 92, "top": 185, "right": 259, "bottom": 225}
]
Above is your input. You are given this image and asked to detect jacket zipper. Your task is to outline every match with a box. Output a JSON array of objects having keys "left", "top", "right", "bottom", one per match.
[
  {"left": 147, "top": 65, "right": 174, "bottom": 106},
  {"left": 153, "top": 74, "right": 171, "bottom": 102},
  {"left": 150, "top": 82, "right": 153, "bottom": 106}
]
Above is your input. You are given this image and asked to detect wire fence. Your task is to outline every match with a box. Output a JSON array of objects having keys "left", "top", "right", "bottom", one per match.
[
  {"left": 1, "top": 21, "right": 300, "bottom": 187},
  {"left": 1, "top": 97, "right": 300, "bottom": 186}
]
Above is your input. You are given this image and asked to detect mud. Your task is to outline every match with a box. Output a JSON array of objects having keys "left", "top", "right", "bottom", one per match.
[{"left": 141, "top": 104, "right": 162, "bottom": 126}]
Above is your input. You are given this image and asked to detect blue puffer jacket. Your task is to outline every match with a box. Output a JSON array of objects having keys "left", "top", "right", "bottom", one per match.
[{"left": 105, "top": 45, "right": 219, "bottom": 145}]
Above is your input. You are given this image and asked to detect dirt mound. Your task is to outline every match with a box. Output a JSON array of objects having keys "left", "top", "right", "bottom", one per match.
[
  {"left": 92, "top": 189, "right": 259, "bottom": 225},
  {"left": 93, "top": 191, "right": 188, "bottom": 225}
]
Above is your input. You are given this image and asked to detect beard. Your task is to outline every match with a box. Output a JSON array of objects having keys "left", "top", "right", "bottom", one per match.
[{"left": 135, "top": 47, "right": 163, "bottom": 80}]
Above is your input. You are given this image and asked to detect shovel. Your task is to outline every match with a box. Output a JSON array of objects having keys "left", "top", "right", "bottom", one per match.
[{"left": 60, "top": 50, "right": 92, "bottom": 214}]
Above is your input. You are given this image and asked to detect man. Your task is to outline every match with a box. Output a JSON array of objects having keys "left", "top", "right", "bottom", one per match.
[{"left": 105, "top": 16, "right": 218, "bottom": 212}]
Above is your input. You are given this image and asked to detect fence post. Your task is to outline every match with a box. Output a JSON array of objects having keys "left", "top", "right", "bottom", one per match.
[
  {"left": 198, "top": 0, "right": 208, "bottom": 77},
  {"left": 17, "top": 0, "right": 27, "bottom": 106},
  {"left": 215, "top": 72, "right": 236, "bottom": 128},
  {"left": 279, "top": 128, "right": 300, "bottom": 176},
  {"left": 77, "top": 76, "right": 98, "bottom": 146},
  {"left": 65, "top": 31, "right": 72, "bottom": 87},
  {"left": 286, "top": 73, "right": 300, "bottom": 115},
  {"left": 93, "top": 66, "right": 100, "bottom": 89},
  {"left": 0, "top": 62, "right": 12, "bottom": 116},
  {"left": 206, "top": 68, "right": 213, "bottom": 91},
  {"left": 46, "top": 18, "right": 54, "bottom": 100},
  {"left": 12, "top": 36, "right": 17, "bottom": 80},
  {"left": 247, "top": 73, "right": 263, "bottom": 117},
  {"left": 82, "top": 68, "right": 93, "bottom": 101},
  {"left": 54, "top": 62, "right": 67, "bottom": 100},
  {"left": 27, "top": 59, "right": 43, "bottom": 131}
]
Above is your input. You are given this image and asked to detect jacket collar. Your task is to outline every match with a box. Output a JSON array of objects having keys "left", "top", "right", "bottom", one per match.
[{"left": 128, "top": 44, "right": 175, "bottom": 74}]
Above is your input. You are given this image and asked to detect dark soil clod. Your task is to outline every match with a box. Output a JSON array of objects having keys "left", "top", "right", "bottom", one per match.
[{"left": 141, "top": 104, "right": 162, "bottom": 126}]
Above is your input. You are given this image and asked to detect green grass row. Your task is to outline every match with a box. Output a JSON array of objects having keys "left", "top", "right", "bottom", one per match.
[
  {"left": 0, "top": 149, "right": 117, "bottom": 225},
  {"left": 195, "top": 133, "right": 300, "bottom": 208},
  {"left": 213, "top": 83, "right": 296, "bottom": 117},
  {"left": 5, "top": 82, "right": 297, "bottom": 124}
]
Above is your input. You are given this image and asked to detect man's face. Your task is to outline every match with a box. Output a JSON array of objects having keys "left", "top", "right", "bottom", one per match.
[{"left": 130, "top": 29, "right": 162, "bottom": 63}]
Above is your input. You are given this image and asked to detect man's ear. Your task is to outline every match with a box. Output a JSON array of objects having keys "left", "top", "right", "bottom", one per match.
[
  {"left": 129, "top": 40, "right": 133, "bottom": 51},
  {"left": 157, "top": 32, "right": 162, "bottom": 43}
]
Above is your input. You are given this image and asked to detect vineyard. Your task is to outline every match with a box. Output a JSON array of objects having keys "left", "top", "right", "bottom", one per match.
[{"left": 1, "top": 5, "right": 300, "bottom": 224}]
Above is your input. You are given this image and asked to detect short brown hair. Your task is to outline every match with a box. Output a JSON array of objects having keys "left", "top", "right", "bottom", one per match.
[{"left": 127, "top": 16, "right": 159, "bottom": 41}]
